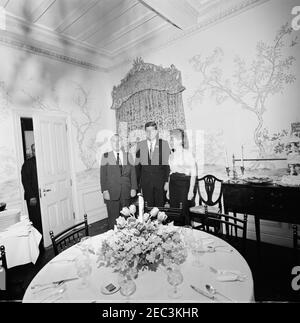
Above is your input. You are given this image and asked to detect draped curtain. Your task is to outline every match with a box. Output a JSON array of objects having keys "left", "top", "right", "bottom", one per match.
[{"left": 111, "top": 58, "right": 186, "bottom": 148}]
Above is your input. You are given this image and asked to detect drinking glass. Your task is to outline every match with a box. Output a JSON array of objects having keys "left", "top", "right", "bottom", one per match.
[
  {"left": 74, "top": 254, "right": 92, "bottom": 289},
  {"left": 190, "top": 239, "right": 205, "bottom": 267},
  {"left": 118, "top": 272, "right": 136, "bottom": 301},
  {"left": 167, "top": 265, "right": 183, "bottom": 299},
  {"left": 78, "top": 236, "right": 92, "bottom": 254}
]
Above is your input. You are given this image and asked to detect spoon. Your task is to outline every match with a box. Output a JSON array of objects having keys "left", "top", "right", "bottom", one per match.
[{"left": 205, "top": 284, "right": 236, "bottom": 303}]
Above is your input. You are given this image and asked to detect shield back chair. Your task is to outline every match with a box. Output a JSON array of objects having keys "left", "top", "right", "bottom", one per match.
[
  {"left": 293, "top": 225, "right": 300, "bottom": 262},
  {"left": 144, "top": 202, "right": 184, "bottom": 226},
  {"left": 189, "top": 175, "right": 223, "bottom": 231},
  {"left": 49, "top": 214, "right": 89, "bottom": 256},
  {"left": 204, "top": 212, "right": 248, "bottom": 254},
  {"left": 0, "top": 245, "right": 8, "bottom": 299}
]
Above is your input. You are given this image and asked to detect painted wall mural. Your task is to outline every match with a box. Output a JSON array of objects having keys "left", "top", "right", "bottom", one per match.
[
  {"left": 189, "top": 23, "right": 298, "bottom": 163},
  {"left": 71, "top": 83, "right": 102, "bottom": 170}
]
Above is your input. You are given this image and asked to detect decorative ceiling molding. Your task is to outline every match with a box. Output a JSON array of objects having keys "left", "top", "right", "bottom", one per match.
[
  {"left": 0, "top": 33, "right": 106, "bottom": 72},
  {"left": 0, "top": 0, "right": 271, "bottom": 71}
]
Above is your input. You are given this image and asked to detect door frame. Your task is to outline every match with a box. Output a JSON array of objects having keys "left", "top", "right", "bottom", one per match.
[{"left": 12, "top": 108, "right": 79, "bottom": 243}]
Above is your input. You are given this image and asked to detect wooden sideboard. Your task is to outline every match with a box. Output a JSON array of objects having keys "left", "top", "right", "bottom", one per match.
[{"left": 222, "top": 181, "right": 300, "bottom": 243}]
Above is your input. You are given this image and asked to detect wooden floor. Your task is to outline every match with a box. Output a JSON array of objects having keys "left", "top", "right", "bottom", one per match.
[{"left": 2, "top": 219, "right": 300, "bottom": 302}]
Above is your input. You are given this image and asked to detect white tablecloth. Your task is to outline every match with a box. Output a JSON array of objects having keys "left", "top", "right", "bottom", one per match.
[
  {"left": 23, "top": 228, "right": 254, "bottom": 303},
  {"left": 0, "top": 219, "right": 42, "bottom": 269}
]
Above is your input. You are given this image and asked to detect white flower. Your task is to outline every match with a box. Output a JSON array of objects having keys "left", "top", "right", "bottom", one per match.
[
  {"left": 157, "top": 211, "right": 167, "bottom": 222},
  {"left": 116, "top": 216, "right": 127, "bottom": 228},
  {"left": 150, "top": 207, "right": 159, "bottom": 217},
  {"left": 120, "top": 207, "right": 131, "bottom": 217},
  {"left": 143, "top": 213, "right": 150, "bottom": 222},
  {"left": 129, "top": 204, "right": 136, "bottom": 215}
]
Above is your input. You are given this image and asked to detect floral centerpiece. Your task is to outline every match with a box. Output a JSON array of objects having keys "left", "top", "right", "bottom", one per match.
[{"left": 96, "top": 204, "right": 187, "bottom": 276}]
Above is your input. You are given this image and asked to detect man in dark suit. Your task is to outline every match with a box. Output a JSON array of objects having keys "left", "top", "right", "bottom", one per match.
[
  {"left": 135, "top": 121, "right": 170, "bottom": 207},
  {"left": 21, "top": 144, "right": 43, "bottom": 251},
  {"left": 100, "top": 134, "right": 137, "bottom": 229}
]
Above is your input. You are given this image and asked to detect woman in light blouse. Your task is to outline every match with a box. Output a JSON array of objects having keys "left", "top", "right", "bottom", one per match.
[{"left": 166, "top": 129, "right": 197, "bottom": 225}]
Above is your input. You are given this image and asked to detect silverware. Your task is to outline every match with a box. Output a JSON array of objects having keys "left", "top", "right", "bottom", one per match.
[
  {"left": 32, "top": 281, "right": 65, "bottom": 294},
  {"left": 31, "top": 277, "right": 78, "bottom": 289},
  {"left": 49, "top": 258, "right": 75, "bottom": 264},
  {"left": 206, "top": 245, "right": 233, "bottom": 253},
  {"left": 209, "top": 266, "right": 247, "bottom": 281},
  {"left": 190, "top": 285, "right": 215, "bottom": 300},
  {"left": 205, "top": 284, "right": 236, "bottom": 303}
]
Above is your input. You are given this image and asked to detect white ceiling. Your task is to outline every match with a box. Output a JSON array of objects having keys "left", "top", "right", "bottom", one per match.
[{"left": 0, "top": 0, "right": 267, "bottom": 70}]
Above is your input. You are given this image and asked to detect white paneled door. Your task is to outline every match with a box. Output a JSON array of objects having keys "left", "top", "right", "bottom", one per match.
[{"left": 33, "top": 115, "right": 74, "bottom": 247}]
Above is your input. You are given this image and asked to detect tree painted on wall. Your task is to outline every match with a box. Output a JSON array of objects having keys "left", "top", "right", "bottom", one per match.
[
  {"left": 189, "top": 23, "right": 298, "bottom": 156},
  {"left": 72, "top": 84, "right": 101, "bottom": 170}
]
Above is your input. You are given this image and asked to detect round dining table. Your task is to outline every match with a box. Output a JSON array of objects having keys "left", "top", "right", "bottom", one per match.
[{"left": 23, "top": 227, "right": 254, "bottom": 303}]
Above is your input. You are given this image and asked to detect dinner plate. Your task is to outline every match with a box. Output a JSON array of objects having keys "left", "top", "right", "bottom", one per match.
[{"left": 100, "top": 282, "right": 120, "bottom": 295}]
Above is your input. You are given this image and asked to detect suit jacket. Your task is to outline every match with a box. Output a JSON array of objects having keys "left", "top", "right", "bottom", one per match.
[
  {"left": 21, "top": 156, "right": 39, "bottom": 200},
  {"left": 135, "top": 138, "right": 170, "bottom": 189},
  {"left": 100, "top": 150, "right": 137, "bottom": 201}
]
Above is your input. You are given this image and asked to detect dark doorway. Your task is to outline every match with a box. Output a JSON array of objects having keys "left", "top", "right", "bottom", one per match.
[
  {"left": 20, "top": 118, "right": 34, "bottom": 160},
  {"left": 20, "top": 117, "right": 44, "bottom": 250}
]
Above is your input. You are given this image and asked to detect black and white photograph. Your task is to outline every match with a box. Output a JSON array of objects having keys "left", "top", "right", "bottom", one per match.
[{"left": 0, "top": 0, "right": 300, "bottom": 306}]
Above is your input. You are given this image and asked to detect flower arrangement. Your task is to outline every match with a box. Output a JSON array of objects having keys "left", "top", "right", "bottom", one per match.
[{"left": 96, "top": 205, "right": 187, "bottom": 275}]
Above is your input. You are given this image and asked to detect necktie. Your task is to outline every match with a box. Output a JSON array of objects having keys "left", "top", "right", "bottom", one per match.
[
  {"left": 116, "top": 152, "right": 122, "bottom": 174},
  {"left": 149, "top": 141, "right": 154, "bottom": 158}
]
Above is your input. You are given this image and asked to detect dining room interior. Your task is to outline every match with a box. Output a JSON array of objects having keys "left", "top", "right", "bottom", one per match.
[{"left": 0, "top": 0, "right": 300, "bottom": 304}]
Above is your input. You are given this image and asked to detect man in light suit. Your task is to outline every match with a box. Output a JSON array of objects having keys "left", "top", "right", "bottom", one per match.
[
  {"left": 100, "top": 134, "right": 137, "bottom": 229},
  {"left": 135, "top": 121, "right": 170, "bottom": 207}
]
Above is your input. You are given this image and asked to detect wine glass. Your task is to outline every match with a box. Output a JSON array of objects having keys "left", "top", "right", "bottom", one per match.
[
  {"left": 78, "top": 236, "right": 92, "bottom": 254},
  {"left": 167, "top": 265, "right": 183, "bottom": 299},
  {"left": 190, "top": 239, "right": 205, "bottom": 267},
  {"left": 118, "top": 272, "right": 136, "bottom": 301},
  {"left": 74, "top": 254, "right": 92, "bottom": 289}
]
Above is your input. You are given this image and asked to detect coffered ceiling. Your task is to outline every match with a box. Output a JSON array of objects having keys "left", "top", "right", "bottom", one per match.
[{"left": 0, "top": 0, "right": 268, "bottom": 70}]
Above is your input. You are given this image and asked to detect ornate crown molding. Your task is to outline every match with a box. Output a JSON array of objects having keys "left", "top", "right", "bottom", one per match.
[
  {"left": 0, "top": 33, "right": 106, "bottom": 71},
  {"left": 0, "top": 36, "right": 106, "bottom": 71},
  {"left": 111, "top": 58, "right": 185, "bottom": 110}
]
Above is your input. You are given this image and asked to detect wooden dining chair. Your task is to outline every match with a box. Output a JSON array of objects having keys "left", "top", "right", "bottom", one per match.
[
  {"left": 293, "top": 225, "right": 300, "bottom": 261},
  {"left": 49, "top": 214, "right": 89, "bottom": 256},
  {"left": 203, "top": 212, "right": 248, "bottom": 254},
  {"left": 189, "top": 175, "right": 223, "bottom": 230},
  {"left": 144, "top": 202, "right": 184, "bottom": 226},
  {"left": 0, "top": 245, "right": 8, "bottom": 299}
]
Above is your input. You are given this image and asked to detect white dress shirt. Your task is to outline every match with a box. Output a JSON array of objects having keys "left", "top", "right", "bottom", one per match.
[
  {"left": 113, "top": 150, "right": 124, "bottom": 165},
  {"left": 147, "top": 139, "right": 156, "bottom": 156},
  {"left": 169, "top": 147, "right": 197, "bottom": 177}
]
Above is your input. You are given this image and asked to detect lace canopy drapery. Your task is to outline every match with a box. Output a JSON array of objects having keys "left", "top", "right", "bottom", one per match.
[{"left": 111, "top": 58, "right": 186, "bottom": 148}]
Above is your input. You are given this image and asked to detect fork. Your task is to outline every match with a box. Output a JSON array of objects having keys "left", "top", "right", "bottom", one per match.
[{"left": 32, "top": 281, "right": 65, "bottom": 294}]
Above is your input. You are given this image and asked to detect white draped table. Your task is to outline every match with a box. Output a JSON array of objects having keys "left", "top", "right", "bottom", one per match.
[
  {"left": 23, "top": 228, "right": 254, "bottom": 303},
  {"left": 0, "top": 219, "right": 42, "bottom": 269}
]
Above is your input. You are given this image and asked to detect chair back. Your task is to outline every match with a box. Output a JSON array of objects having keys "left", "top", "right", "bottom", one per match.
[
  {"left": 0, "top": 245, "right": 7, "bottom": 296},
  {"left": 196, "top": 174, "right": 223, "bottom": 209},
  {"left": 293, "top": 225, "right": 300, "bottom": 262},
  {"left": 144, "top": 202, "right": 184, "bottom": 226},
  {"left": 204, "top": 212, "right": 248, "bottom": 253},
  {"left": 49, "top": 214, "right": 89, "bottom": 256}
]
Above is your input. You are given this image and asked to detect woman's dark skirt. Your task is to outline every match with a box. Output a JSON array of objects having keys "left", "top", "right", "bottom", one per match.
[{"left": 169, "top": 172, "right": 194, "bottom": 225}]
